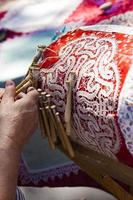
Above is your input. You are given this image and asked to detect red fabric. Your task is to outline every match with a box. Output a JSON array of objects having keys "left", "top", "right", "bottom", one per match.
[{"left": 39, "top": 27, "right": 133, "bottom": 167}]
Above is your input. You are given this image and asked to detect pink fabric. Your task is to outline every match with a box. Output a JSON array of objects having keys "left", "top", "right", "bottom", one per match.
[{"left": 66, "top": 0, "right": 133, "bottom": 25}]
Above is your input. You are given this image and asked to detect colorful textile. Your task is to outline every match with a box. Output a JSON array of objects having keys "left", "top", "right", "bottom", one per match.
[
  {"left": 66, "top": 0, "right": 133, "bottom": 25},
  {"left": 37, "top": 25, "right": 133, "bottom": 167},
  {"left": 0, "top": 0, "right": 133, "bottom": 189}
]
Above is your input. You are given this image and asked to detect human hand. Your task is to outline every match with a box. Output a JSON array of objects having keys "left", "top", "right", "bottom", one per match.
[
  {"left": 0, "top": 88, "right": 4, "bottom": 100},
  {"left": 0, "top": 80, "right": 39, "bottom": 152}
]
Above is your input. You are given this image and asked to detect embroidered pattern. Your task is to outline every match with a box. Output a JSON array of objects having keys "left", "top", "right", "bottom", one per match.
[
  {"left": 18, "top": 160, "right": 80, "bottom": 185},
  {"left": 40, "top": 34, "right": 121, "bottom": 158},
  {"left": 118, "top": 65, "right": 133, "bottom": 155}
]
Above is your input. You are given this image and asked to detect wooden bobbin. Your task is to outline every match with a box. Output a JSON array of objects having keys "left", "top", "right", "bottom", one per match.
[
  {"left": 38, "top": 107, "right": 46, "bottom": 138},
  {"left": 16, "top": 74, "right": 30, "bottom": 91},
  {"left": 46, "top": 94, "right": 51, "bottom": 105},
  {"left": 45, "top": 106, "right": 57, "bottom": 144},
  {"left": 16, "top": 80, "right": 32, "bottom": 95},
  {"left": 65, "top": 71, "right": 76, "bottom": 136},
  {"left": 29, "top": 66, "right": 40, "bottom": 88},
  {"left": 65, "top": 80, "right": 72, "bottom": 136},
  {"left": 38, "top": 90, "right": 55, "bottom": 150},
  {"left": 38, "top": 89, "right": 45, "bottom": 138},
  {"left": 32, "top": 47, "right": 43, "bottom": 65},
  {"left": 56, "top": 112, "right": 75, "bottom": 158},
  {"left": 52, "top": 108, "right": 75, "bottom": 158},
  {"left": 40, "top": 106, "right": 55, "bottom": 150},
  {"left": 51, "top": 105, "right": 67, "bottom": 149}
]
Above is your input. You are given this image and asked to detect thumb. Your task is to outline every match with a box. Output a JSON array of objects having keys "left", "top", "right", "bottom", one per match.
[
  {"left": 2, "top": 80, "right": 16, "bottom": 104},
  {"left": 0, "top": 88, "right": 5, "bottom": 99}
]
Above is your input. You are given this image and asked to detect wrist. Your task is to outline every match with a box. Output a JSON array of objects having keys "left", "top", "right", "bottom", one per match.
[{"left": 0, "top": 135, "right": 22, "bottom": 156}]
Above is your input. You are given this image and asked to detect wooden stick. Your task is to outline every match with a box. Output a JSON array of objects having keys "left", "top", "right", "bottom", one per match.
[
  {"left": 46, "top": 94, "right": 51, "bottom": 105},
  {"left": 38, "top": 45, "right": 46, "bottom": 49},
  {"left": 38, "top": 90, "right": 47, "bottom": 136},
  {"left": 65, "top": 71, "right": 76, "bottom": 136},
  {"left": 16, "top": 74, "right": 30, "bottom": 91},
  {"left": 51, "top": 106, "right": 66, "bottom": 149},
  {"left": 50, "top": 105, "right": 58, "bottom": 130},
  {"left": 45, "top": 106, "right": 57, "bottom": 144},
  {"left": 41, "top": 92, "right": 47, "bottom": 102},
  {"left": 16, "top": 80, "right": 32, "bottom": 95},
  {"left": 59, "top": 142, "right": 133, "bottom": 200},
  {"left": 71, "top": 150, "right": 133, "bottom": 200},
  {"left": 32, "top": 49, "right": 43, "bottom": 65},
  {"left": 55, "top": 112, "right": 75, "bottom": 158},
  {"left": 29, "top": 66, "right": 40, "bottom": 88},
  {"left": 38, "top": 92, "right": 55, "bottom": 150},
  {"left": 38, "top": 107, "right": 46, "bottom": 138},
  {"left": 65, "top": 80, "right": 72, "bottom": 136},
  {"left": 38, "top": 90, "right": 47, "bottom": 138},
  {"left": 40, "top": 106, "right": 55, "bottom": 150}
]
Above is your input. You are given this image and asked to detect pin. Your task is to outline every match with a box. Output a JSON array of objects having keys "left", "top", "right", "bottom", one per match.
[{"left": 99, "top": 2, "right": 112, "bottom": 11}]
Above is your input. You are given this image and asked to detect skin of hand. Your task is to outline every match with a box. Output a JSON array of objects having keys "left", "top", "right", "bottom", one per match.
[
  {"left": 0, "top": 80, "right": 39, "bottom": 152},
  {"left": 0, "top": 88, "right": 4, "bottom": 100},
  {"left": 0, "top": 80, "right": 39, "bottom": 200}
]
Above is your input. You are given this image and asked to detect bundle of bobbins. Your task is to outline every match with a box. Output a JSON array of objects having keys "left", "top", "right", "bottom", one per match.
[{"left": 16, "top": 45, "right": 75, "bottom": 158}]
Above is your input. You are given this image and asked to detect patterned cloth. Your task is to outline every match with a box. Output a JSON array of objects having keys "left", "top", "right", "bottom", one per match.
[{"left": 0, "top": 0, "right": 133, "bottom": 189}]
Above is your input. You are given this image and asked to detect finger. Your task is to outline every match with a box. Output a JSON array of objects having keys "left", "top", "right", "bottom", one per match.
[
  {"left": 26, "top": 89, "right": 39, "bottom": 103},
  {"left": 15, "top": 92, "right": 26, "bottom": 100},
  {"left": 27, "top": 86, "right": 35, "bottom": 93},
  {"left": 0, "top": 88, "right": 5, "bottom": 99},
  {"left": 2, "top": 80, "right": 15, "bottom": 104},
  {"left": 16, "top": 89, "right": 38, "bottom": 108}
]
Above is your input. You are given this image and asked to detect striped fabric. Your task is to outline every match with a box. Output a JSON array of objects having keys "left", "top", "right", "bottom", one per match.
[{"left": 16, "top": 187, "right": 25, "bottom": 200}]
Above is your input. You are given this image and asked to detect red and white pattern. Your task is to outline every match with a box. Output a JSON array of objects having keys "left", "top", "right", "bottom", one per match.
[{"left": 38, "top": 25, "right": 133, "bottom": 166}]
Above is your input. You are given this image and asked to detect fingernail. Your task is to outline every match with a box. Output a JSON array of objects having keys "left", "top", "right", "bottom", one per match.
[
  {"left": 5, "top": 80, "right": 14, "bottom": 87},
  {"left": 27, "top": 87, "right": 35, "bottom": 92}
]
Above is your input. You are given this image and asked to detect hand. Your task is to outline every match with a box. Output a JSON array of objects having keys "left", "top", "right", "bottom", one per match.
[
  {"left": 0, "top": 88, "right": 4, "bottom": 100},
  {"left": 0, "top": 80, "right": 39, "bottom": 152}
]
